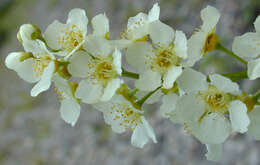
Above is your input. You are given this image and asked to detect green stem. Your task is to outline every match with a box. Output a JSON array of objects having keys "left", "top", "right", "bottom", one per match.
[
  {"left": 136, "top": 86, "right": 161, "bottom": 107},
  {"left": 221, "top": 70, "right": 248, "bottom": 82},
  {"left": 216, "top": 43, "right": 247, "bottom": 65},
  {"left": 122, "top": 68, "right": 139, "bottom": 79},
  {"left": 252, "top": 90, "right": 260, "bottom": 101}
]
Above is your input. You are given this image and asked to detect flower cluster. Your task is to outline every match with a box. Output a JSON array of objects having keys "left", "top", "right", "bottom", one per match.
[{"left": 5, "top": 4, "right": 260, "bottom": 161}]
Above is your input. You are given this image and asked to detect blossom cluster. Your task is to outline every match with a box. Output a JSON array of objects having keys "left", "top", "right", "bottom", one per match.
[{"left": 5, "top": 3, "right": 260, "bottom": 161}]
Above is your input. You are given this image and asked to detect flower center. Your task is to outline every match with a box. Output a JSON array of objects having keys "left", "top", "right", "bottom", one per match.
[
  {"left": 202, "top": 32, "right": 219, "bottom": 54},
  {"left": 112, "top": 103, "right": 142, "bottom": 131},
  {"left": 58, "top": 24, "right": 84, "bottom": 52},
  {"left": 151, "top": 44, "right": 180, "bottom": 74},
  {"left": 32, "top": 55, "right": 52, "bottom": 77}
]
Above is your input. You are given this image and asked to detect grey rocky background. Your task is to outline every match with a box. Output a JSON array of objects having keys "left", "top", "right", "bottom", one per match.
[{"left": 0, "top": 0, "right": 260, "bottom": 164}]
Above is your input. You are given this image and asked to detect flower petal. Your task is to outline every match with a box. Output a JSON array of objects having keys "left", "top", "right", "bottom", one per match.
[
  {"left": 232, "top": 32, "right": 260, "bottom": 59},
  {"left": 5, "top": 52, "right": 23, "bottom": 70},
  {"left": 131, "top": 117, "right": 157, "bottom": 148},
  {"left": 148, "top": 3, "right": 160, "bottom": 22},
  {"left": 176, "top": 68, "right": 208, "bottom": 93},
  {"left": 92, "top": 13, "right": 109, "bottom": 36},
  {"left": 247, "top": 106, "right": 260, "bottom": 140},
  {"left": 201, "top": 6, "right": 220, "bottom": 33},
  {"left": 101, "top": 78, "right": 121, "bottom": 101},
  {"left": 229, "top": 100, "right": 250, "bottom": 133},
  {"left": 75, "top": 79, "right": 103, "bottom": 104},
  {"left": 31, "top": 61, "right": 55, "bottom": 97},
  {"left": 112, "top": 48, "right": 122, "bottom": 75},
  {"left": 52, "top": 74, "right": 73, "bottom": 97},
  {"left": 209, "top": 74, "right": 240, "bottom": 95},
  {"left": 127, "top": 13, "right": 149, "bottom": 40},
  {"left": 174, "top": 30, "right": 188, "bottom": 59},
  {"left": 205, "top": 144, "right": 223, "bottom": 161},
  {"left": 160, "top": 93, "right": 179, "bottom": 118},
  {"left": 254, "top": 15, "right": 260, "bottom": 34},
  {"left": 135, "top": 70, "right": 161, "bottom": 91},
  {"left": 60, "top": 98, "right": 80, "bottom": 126},
  {"left": 67, "top": 8, "right": 88, "bottom": 34},
  {"left": 149, "top": 20, "right": 175, "bottom": 45},
  {"left": 84, "top": 35, "right": 112, "bottom": 57},
  {"left": 248, "top": 58, "right": 260, "bottom": 80},
  {"left": 163, "top": 66, "right": 182, "bottom": 89}
]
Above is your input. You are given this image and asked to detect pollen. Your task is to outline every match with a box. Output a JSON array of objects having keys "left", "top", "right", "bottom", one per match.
[{"left": 32, "top": 55, "right": 51, "bottom": 77}]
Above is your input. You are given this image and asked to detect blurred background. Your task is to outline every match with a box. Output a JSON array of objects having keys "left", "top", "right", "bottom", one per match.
[{"left": 0, "top": 0, "right": 260, "bottom": 164}]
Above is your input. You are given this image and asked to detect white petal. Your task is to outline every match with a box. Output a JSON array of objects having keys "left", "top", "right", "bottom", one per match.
[
  {"left": 191, "top": 113, "right": 231, "bottom": 144},
  {"left": 248, "top": 106, "right": 260, "bottom": 140},
  {"left": 84, "top": 35, "right": 112, "bottom": 57},
  {"left": 201, "top": 6, "right": 220, "bottom": 33},
  {"left": 109, "top": 39, "right": 132, "bottom": 50},
  {"left": 205, "top": 144, "right": 222, "bottom": 161},
  {"left": 135, "top": 70, "right": 161, "bottom": 91},
  {"left": 75, "top": 80, "right": 103, "bottom": 104},
  {"left": 125, "top": 42, "right": 152, "bottom": 72},
  {"left": 148, "top": 3, "right": 160, "bottom": 22},
  {"left": 149, "top": 20, "right": 175, "bottom": 45},
  {"left": 44, "top": 20, "right": 66, "bottom": 50},
  {"left": 176, "top": 68, "right": 208, "bottom": 93},
  {"left": 183, "top": 31, "right": 206, "bottom": 67},
  {"left": 131, "top": 117, "right": 157, "bottom": 148},
  {"left": 16, "top": 58, "right": 40, "bottom": 83},
  {"left": 232, "top": 32, "right": 260, "bottom": 58},
  {"left": 248, "top": 58, "right": 260, "bottom": 80},
  {"left": 92, "top": 13, "right": 109, "bottom": 36},
  {"left": 254, "top": 15, "right": 260, "bottom": 34},
  {"left": 209, "top": 74, "right": 240, "bottom": 95},
  {"left": 160, "top": 93, "right": 179, "bottom": 118},
  {"left": 174, "top": 30, "right": 188, "bottom": 59},
  {"left": 67, "top": 51, "right": 91, "bottom": 78},
  {"left": 60, "top": 98, "right": 80, "bottom": 126},
  {"left": 229, "top": 100, "right": 250, "bottom": 133},
  {"left": 101, "top": 78, "right": 121, "bottom": 101},
  {"left": 5, "top": 52, "right": 23, "bottom": 70},
  {"left": 52, "top": 74, "right": 73, "bottom": 97},
  {"left": 67, "top": 8, "right": 88, "bottom": 34},
  {"left": 163, "top": 66, "right": 182, "bottom": 89},
  {"left": 112, "top": 49, "right": 122, "bottom": 75},
  {"left": 31, "top": 61, "right": 55, "bottom": 97}
]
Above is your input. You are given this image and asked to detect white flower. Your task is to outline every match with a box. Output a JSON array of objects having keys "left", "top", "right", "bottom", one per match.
[
  {"left": 247, "top": 106, "right": 260, "bottom": 140},
  {"left": 161, "top": 68, "right": 250, "bottom": 144},
  {"left": 5, "top": 40, "right": 55, "bottom": 97},
  {"left": 122, "top": 3, "right": 160, "bottom": 41},
  {"left": 232, "top": 15, "right": 260, "bottom": 80},
  {"left": 94, "top": 94, "right": 157, "bottom": 148},
  {"left": 126, "top": 27, "right": 187, "bottom": 91},
  {"left": 53, "top": 74, "right": 81, "bottom": 126},
  {"left": 184, "top": 6, "right": 220, "bottom": 67},
  {"left": 44, "top": 8, "right": 88, "bottom": 58},
  {"left": 68, "top": 36, "right": 122, "bottom": 104}
]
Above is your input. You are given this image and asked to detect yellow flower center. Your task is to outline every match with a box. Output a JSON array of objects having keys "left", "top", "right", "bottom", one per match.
[
  {"left": 111, "top": 103, "right": 142, "bottom": 131},
  {"left": 32, "top": 55, "right": 52, "bottom": 77},
  {"left": 202, "top": 32, "right": 219, "bottom": 54},
  {"left": 151, "top": 44, "right": 180, "bottom": 74},
  {"left": 58, "top": 24, "right": 84, "bottom": 52}
]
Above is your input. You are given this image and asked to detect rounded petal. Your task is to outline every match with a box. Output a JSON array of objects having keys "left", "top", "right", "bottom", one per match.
[
  {"left": 31, "top": 61, "right": 55, "bottom": 97},
  {"left": 205, "top": 144, "right": 223, "bottom": 161},
  {"left": 135, "top": 70, "right": 161, "bottom": 91},
  {"left": 101, "top": 78, "right": 121, "bottom": 101},
  {"left": 248, "top": 106, "right": 260, "bottom": 140},
  {"left": 60, "top": 98, "right": 81, "bottom": 126},
  {"left": 254, "top": 15, "right": 260, "bottom": 34},
  {"left": 112, "top": 49, "right": 122, "bottom": 75},
  {"left": 174, "top": 30, "right": 188, "bottom": 59},
  {"left": 232, "top": 32, "right": 260, "bottom": 58},
  {"left": 67, "top": 8, "right": 88, "bottom": 34},
  {"left": 176, "top": 68, "right": 208, "bottom": 93},
  {"left": 229, "top": 100, "right": 250, "bottom": 133},
  {"left": 191, "top": 113, "right": 231, "bottom": 144},
  {"left": 44, "top": 20, "right": 66, "bottom": 50},
  {"left": 148, "top": 3, "right": 160, "bottom": 22},
  {"left": 163, "top": 66, "right": 182, "bottom": 89},
  {"left": 67, "top": 51, "right": 91, "bottom": 78},
  {"left": 248, "top": 58, "right": 260, "bottom": 80},
  {"left": 52, "top": 74, "right": 73, "bottom": 97},
  {"left": 201, "top": 6, "right": 220, "bottom": 32},
  {"left": 209, "top": 74, "right": 240, "bottom": 95},
  {"left": 5, "top": 52, "right": 23, "bottom": 70},
  {"left": 127, "top": 13, "right": 149, "bottom": 40},
  {"left": 160, "top": 93, "right": 179, "bottom": 118},
  {"left": 75, "top": 80, "right": 103, "bottom": 104},
  {"left": 84, "top": 35, "right": 112, "bottom": 57},
  {"left": 149, "top": 20, "right": 175, "bottom": 45},
  {"left": 92, "top": 13, "right": 109, "bottom": 36},
  {"left": 16, "top": 58, "right": 40, "bottom": 83},
  {"left": 131, "top": 117, "right": 157, "bottom": 148}
]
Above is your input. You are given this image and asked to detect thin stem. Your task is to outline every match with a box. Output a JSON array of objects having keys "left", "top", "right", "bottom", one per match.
[
  {"left": 122, "top": 68, "right": 139, "bottom": 79},
  {"left": 221, "top": 70, "right": 248, "bottom": 82},
  {"left": 136, "top": 86, "right": 161, "bottom": 107},
  {"left": 253, "top": 90, "right": 260, "bottom": 101},
  {"left": 216, "top": 43, "right": 247, "bottom": 65}
]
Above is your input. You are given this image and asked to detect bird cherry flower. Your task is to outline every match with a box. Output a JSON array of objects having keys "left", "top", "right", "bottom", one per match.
[{"left": 232, "top": 15, "right": 260, "bottom": 80}]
